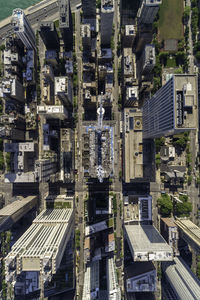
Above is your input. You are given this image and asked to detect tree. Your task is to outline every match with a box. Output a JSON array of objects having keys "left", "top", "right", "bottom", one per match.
[
  {"left": 157, "top": 194, "right": 173, "bottom": 217},
  {"left": 0, "top": 44, "right": 5, "bottom": 51},
  {"left": 96, "top": 0, "right": 101, "bottom": 9},
  {"left": 197, "top": 262, "right": 200, "bottom": 279},
  {"left": 159, "top": 52, "right": 169, "bottom": 66},
  {"left": 175, "top": 200, "right": 192, "bottom": 217},
  {"left": 183, "top": 6, "right": 190, "bottom": 23},
  {"left": 155, "top": 137, "right": 165, "bottom": 153},
  {"left": 195, "top": 51, "right": 200, "bottom": 61},
  {"left": 155, "top": 153, "right": 161, "bottom": 169},
  {"left": 187, "top": 175, "right": 193, "bottom": 185}
]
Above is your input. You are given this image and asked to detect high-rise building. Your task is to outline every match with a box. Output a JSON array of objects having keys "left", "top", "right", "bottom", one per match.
[
  {"left": 137, "top": 0, "right": 162, "bottom": 24},
  {"left": 101, "top": 0, "right": 114, "bottom": 46},
  {"left": 39, "top": 21, "right": 59, "bottom": 49},
  {"left": 143, "top": 75, "right": 198, "bottom": 139},
  {"left": 123, "top": 25, "right": 136, "bottom": 48},
  {"left": 82, "top": 0, "right": 96, "bottom": 18},
  {"left": 59, "top": 0, "right": 73, "bottom": 50},
  {"left": 11, "top": 8, "right": 36, "bottom": 50},
  {"left": 140, "top": 44, "right": 155, "bottom": 75},
  {"left": 81, "top": 24, "right": 91, "bottom": 50},
  {"left": 5, "top": 208, "right": 74, "bottom": 295}
]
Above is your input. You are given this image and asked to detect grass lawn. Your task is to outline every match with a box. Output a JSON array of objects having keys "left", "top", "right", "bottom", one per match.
[
  {"left": 166, "top": 57, "right": 177, "bottom": 67},
  {"left": 158, "top": 0, "right": 184, "bottom": 41}
]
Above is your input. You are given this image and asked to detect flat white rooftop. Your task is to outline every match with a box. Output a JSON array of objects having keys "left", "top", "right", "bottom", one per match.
[{"left": 125, "top": 225, "right": 173, "bottom": 261}]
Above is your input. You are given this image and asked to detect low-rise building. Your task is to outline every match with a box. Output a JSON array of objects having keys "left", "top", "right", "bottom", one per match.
[
  {"left": 105, "top": 233, "right": 115, "bottom": 253},
  {"left": 160, "top": 218, "right": 179, "bottom": 256}
]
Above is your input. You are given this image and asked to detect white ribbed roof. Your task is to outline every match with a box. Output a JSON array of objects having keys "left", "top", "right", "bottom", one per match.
[
  {"left": 175, "top": 219, "right": 200, "bottom": 247},
  {"left": 163, "top": 257, "right": 200, "bottom": 300},
  {"left": 34, "top": 209, "right": 72, "bottom": 223},
  {"left": 7, "top": 209, "right": 73, "bottom": 259}
]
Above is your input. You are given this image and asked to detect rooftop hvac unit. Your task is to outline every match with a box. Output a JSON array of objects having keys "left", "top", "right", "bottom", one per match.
[{"left": 134, "top": 118, "right": 142, "bottom": 130}]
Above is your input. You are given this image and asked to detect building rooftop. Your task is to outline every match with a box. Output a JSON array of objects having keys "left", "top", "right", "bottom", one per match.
[
  {"left": 107, "top": 257, "right": 121, "bottom": 300},
  {"left": 125, "top": 224, "right": 173, "bottom": 261},
  {"left": 0, "top": 196, "right": 37, "bottom": 232},
  {"left": 123, "top": 108, "right": 143, "bottom": 182},
  {"left": 5, "top": 142, "right": 34, "bottom": 152},
  {"left": 174, "top": 75, "right": 198, "bottom": 129},
  {"left": 37, "top": 105, "right": 68, "bottom": 119},
  {"left": 144, "top": 0, "right": 162, "bottom": 5},
  {"left": 163, "top": 257, "right": 200, "bottom": 300},
  {"left": 5, "top": 208, "right": 74, "bottom": 283},
  {"left": 81, "top": 24, "right": 91, "bottom": 38},
  {"left": 85, "top": 221, "right": 108, "bottom": 236},
  {"left": 125, "top": 261, "right": 155, "bottom": 279},
  {"left": 40, "top": 21, "right": 54, "bottom": 31},
  {"left": 175, "top": 218, "right": 200, "bottom": 248},
  {"left": 125, "top": 25, "right": 135, "bottom": 36},
  {"left": 161, "top": 218, "right": 176, "bottom": 228},
  {"left": 55, "top": 77, "right": 67, "bottom": 94},
  {"left": 101, "top": 0, "right": 114, "bottom": 10},
  {"left": 12, "top": 8, "right": 25, "bottom": 32},
  {"left": 143, "top": 44, "right": 155, "bottom": 66},
  {"left": 59, "top": 0, "right": 70, "bottom": 28},
  {"left": 82, "top": 261, "right": 99, "bottom": 300}
]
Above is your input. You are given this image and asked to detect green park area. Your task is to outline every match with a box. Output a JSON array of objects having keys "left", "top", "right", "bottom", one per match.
[{"left": 158, "top": 0, "right": 184, "bottom": 41}]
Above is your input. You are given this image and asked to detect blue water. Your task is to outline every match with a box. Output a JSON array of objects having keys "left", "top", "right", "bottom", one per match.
[{"left": 0, "top": 0, "right": 42, "bottom": 21}]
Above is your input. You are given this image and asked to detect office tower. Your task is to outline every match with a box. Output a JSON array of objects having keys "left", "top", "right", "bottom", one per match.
[
  {"left": 39, "top": 21, "right": 59, "bottom": 49},
  {"left": 124, "top": 86, "right": 139, "bottom": 107},
  {"left": 123, "top": 25, "right": 136, "bottom": 48},
  {"left": 59, "top": 0, "right": 73, "bottom": 50},
  {"left": 140, "top": 44, "right": 155, "bottom": 75},
  {"left": 5, "top": 207, "right": 74, "bottom": 295},
  {"left": 143, "top": 75, "right": 198, "bottom": 139},
  {"left": 101, "top": 0, "right": 114, "bottom": 46},
  {"left": 137, "top": 0, "right": 162, "bottom": 24},
  {"left": 0, "top": 78, "right": 24, "bottom": 102},
  {"left": 11, "top": 8, "right": 36, "bottom": 50},
  {"left": 82, "top": 0, "right": 96, "bottom": 18},
  {"left": 81, "top": 24, "right": 91, "bottom": 51}
]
